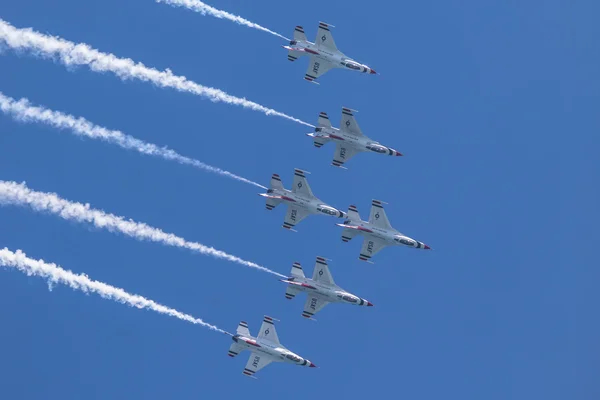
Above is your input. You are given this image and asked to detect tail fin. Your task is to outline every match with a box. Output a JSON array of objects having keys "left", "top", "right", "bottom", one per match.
[
  {"left": 236, "top": 321, "right": 251, "bottom": 337},
  {"left": 293, "top": 26, "right": 307, "bottom": 42},
  {"left": 270, "top": 173, "right": 284, "bottom": 190},
  {"left": 291, "top": 261, "right": 305, "bottom": 278},
  {"left": 347, "top": 204, "right": 361, "bottom": 222}
]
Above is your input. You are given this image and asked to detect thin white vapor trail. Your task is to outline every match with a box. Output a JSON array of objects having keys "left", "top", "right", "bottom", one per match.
[
  {"left": 0, "top": 19, "right": 313, "bottom": 127},
  {"left": 0, "top": 248, "right": 227, "bottom": 333},
  {"left": 0, "top": 181, "right": 286, "bottom": 278},
  {"left": 0, "top": 92, "right": 267, "bottom": 190},
  {"left": 157, "top": 0, "right": 290, "bottom": 40}
]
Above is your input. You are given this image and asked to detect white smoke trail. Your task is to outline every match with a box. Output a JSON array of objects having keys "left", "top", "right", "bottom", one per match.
[
  {"left": 157, "top": 0, "right": 290, "bottom": 41},
  {"left": 0, "top": 181, "right": 286, "bottom": 278},
  {"left": 0, "top": 92, "right": 267, "bottom": 190},
  {"left": 0, "top": 19, "right": 313, "bottom": 127},
  {"left": 0, "top": 248, "right": 227, "bottom": 333}
]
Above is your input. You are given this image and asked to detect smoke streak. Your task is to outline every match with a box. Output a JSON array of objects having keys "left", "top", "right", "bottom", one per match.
[
  {"left": 157, "top": 0, "right": 290, "bottom": 40},
  {"left": 0, "top": 92, "right": 266, "bottom": 189},
  {"left": 0, "top": 181, "right": 286, "bottom": 278},
  {"left": 0, "top": 19, "right": 312, "bottom": 127},
  {"left": 0, "top": 248, "right": 226, "bottom": 332}
]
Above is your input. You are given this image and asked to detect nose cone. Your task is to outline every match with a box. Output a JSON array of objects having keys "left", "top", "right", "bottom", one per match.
[
  {"left": 395, "top": 150, "right": 403, "bottom": 156},
  {"left": 309, "top": 362, "right": 317, "bottom": 368},
  {"left": 369, "top": 68, "right": 377, "bottom": 75},
  {"left": 367, "top": 301, "right": 374, "bottom": 307},
  {"left": 424, "top": 244, "right": 431, "bottom": 250}
]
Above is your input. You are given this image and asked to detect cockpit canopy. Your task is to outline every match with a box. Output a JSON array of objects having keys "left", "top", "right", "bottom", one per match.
[
  {"left": 342, "top": 61, "right": 362, "bottom": 70},
  {"left": 395, "top": 237, "right": 415, "bottom": 246},
  {"left": 340, "top": 294, "right": 359, "bottom": 303},
  {"left": 317, "top": 205, "right": 338, "bottom": 216},
  {"left": 367, "top": 144, "right": 387, "bottom": 154},
  {"left": 285, "top": 353, "right": 302, "bottom": 362}
]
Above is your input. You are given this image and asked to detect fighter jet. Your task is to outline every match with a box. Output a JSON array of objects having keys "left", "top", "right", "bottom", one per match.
[
  {"left": 307, "top": 107, "right": 403, "bottom": 168},
  {"left": 337, "top": 200, "right": 431, "bottom": 262},
  {"left": 283, "top": 22, "right": 377, "bottom": 84},
  {"left": 281, "top": 256, "right": 373, "bottom": 320},
  {"left": 259, "top": 168, "right": 347, "bottom": 231},
  {"left": 227, "top": 315, "right": 316, "bottom": 378}
]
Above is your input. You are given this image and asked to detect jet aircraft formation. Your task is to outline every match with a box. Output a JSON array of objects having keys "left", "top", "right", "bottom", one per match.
[{"left": 226, "top": 22, "right": 431, "bottom": 377}]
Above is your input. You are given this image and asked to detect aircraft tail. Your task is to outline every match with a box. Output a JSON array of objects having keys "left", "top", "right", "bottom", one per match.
[
  {"left": 228, "top": 342, "right": 245, "bottom": 358},
  {"left": 293, "top": 26, "right": 307, "bottom": 42},
  {"left": 270, "top": 173, "right": 284, "bottom": 190},
  {"left": 287, "top": 26, "right": 306, "bottom": 62},
  {"left": 236, "top": 321, "right": 251, "bottom": 337},
  {"left": 288, "top": 49, "right": 301, "bottom": 62},
  {"left": 265, "top": 174, "right": 284, "bottom": 211},
  {"left": 317, "top": 111, "right": 332, "bottom": 128},
  {"left": 347, "top": 204, "right": 361, "bottom": 222},
  {"left": 311, "top": 112, "right": 333, "bottom": 148},
  {"left": 290, "top": 261, "right": 305, "bottom": 278}
]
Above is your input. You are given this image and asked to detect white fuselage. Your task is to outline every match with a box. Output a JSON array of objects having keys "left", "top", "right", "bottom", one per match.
[
  {"left": 341, "top": 219, "right": 428, "bottom": 250},
  {"left": 312, "top": 126, "right": 401, "bottom": 157},
  {"left": 232, "top": 335, "right": 313, "bottom": 367},
  {"left": 282, "top": 277, "right": 372, "bottom": 307},
  {"left": 264, "top": 187, "right": 346, "bottom": 219},
  {"left": 287, "top": 40, "right": 376, "bottom": 75}
]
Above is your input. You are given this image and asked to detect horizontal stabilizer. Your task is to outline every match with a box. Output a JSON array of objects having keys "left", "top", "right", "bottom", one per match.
[
  {"left": 291, "top": 261, "right": 305, "bottom": 278},
  {"left": 236, "top": 321, "right": 250, "bottom": 337},
  {"left": 293, "top": 26, "right": 307, "bottom": 42},
  {"left": 270, "top": 173, "right": 284, "bottom": 190},
  {"left": 318, "top": 112, "right": 332, "bottom": 128},
  {"left": 228, "top": 342, "right": 245, "bottom": 358}
]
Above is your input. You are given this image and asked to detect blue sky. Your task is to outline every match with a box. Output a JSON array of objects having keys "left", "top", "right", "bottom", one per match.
[{"left": 0, "top": 0, "right": 598, "bottom": 399}]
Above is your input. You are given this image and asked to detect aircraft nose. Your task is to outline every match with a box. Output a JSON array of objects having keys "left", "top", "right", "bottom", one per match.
[
  {"left": 369, "top": 68, "right": 377, "bottom": 75},
  {"left": 309, "top": 362, "right": 317, "bottom": 368},
  {"left": 367, "top": 301, "right": 374, "bottom": 307},
  {"left": 395, "top": 150, "right": 403, "bottom": 156},
  {"left": 424, "top": 244, "right": 431, "bottom": 250}
]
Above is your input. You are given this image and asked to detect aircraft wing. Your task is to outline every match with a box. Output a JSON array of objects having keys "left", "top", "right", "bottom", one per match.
[
  {"left": 283, "top": 205, "right": 310, "bottom": 230},
  {"left": 332, "top": 143, "right": 359, "bottom": 168},
  {"left": 316, "top": 21, "right": 338, "bottom": 52},
  {"left": 359, "top": 237, "right": 388, "bottom": 262},
  {"left": 369, "top": 199, "right": 393, "bottom": 230},
  {"left": 257, "top": 316, "right": 280, "bottom": 345},
  {"left": 304, "top": 56, "right": 334, "bottom": 83},
  {"left": 312, "top": 257, "right": 335, "bottom": 286},
  {"left": 292, "top": 168, "right": 314, "bottom": 198},
  {"left": 340, "top": 107, "right": 364, "bottom": 137},
  {"left": 243, "top": 353, "right": 275, "bottom": 377},
  {"left": 302, "top": 295, "right": 329, "bottom": 319}
]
